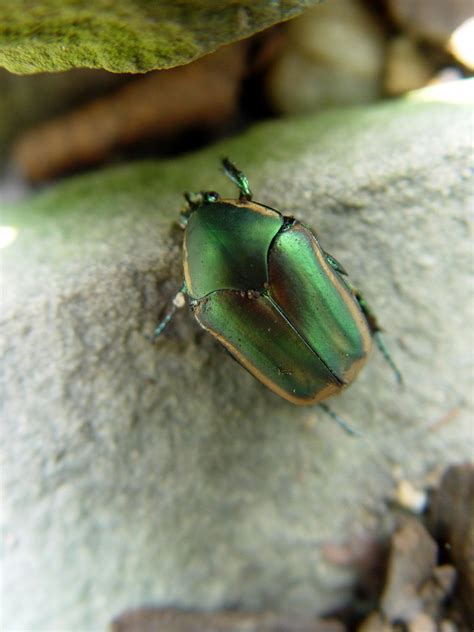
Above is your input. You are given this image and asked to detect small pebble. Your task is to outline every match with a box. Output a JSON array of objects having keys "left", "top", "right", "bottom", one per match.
[
  {"left": 395, "top": 479, "right": 428, "bottom": 513},
  {"left": 408, "top": 612, "right": 436, "bottom": 632},
  {"left": 439, "top": 620, "right": 458, "bottom": 632}
]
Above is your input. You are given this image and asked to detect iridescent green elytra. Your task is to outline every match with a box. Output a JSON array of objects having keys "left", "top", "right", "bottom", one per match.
[{"left": 155, "top": 159, "right": 400, "bottom": 407}]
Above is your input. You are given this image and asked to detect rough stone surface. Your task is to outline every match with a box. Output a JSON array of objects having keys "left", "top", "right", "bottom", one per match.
[
  {"left": 1, "top": 96, "right": 473, "bottom": 630},
  {"left": 0, "top": 0, "right": 318, "bottom": 74}
]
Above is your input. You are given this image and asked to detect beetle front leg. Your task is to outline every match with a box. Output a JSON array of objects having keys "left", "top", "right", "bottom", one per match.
[
  {"left": 181, "top": 190, "right": 220, "bottom": 226},
  {"left": 154, "top": 283, "right": 187, "bottom": 338},
  {"left": 350, "top": 285, "right": 403, "bottom": 385}
]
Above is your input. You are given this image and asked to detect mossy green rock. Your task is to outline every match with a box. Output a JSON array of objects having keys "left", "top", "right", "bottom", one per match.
[
  {"left": 1, "top": 96, "right": 473, "bottom": 629},
  {"left": 0, "top": 0, "right": 318, "bottom": 74}
]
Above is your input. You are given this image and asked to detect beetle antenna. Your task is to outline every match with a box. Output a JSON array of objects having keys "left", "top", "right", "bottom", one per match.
[
  {"left": 222, "top": 157, "right": 252, "bottom": 201},
  {"left": 318, "top": 403, "right": 362, "bottom": 437},
  {"left": 153, "top": 284, "right": 187, "bottom": 339}
]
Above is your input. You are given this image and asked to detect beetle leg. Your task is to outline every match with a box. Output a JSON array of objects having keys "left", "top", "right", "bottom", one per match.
[
  {"left": 348, "top": 283, "right": 403, "bottom": 385},
  {"left": 154, "top": 283, "right": 187, "bottom": 338},
  {"left": 318, "top": 403, "right": 361, "bottom": 437},
  {"left": 180, "top": 191, "right": 202, "bottom": 224},
  {"left": 222, "top": 157, "right": 252, "bottom": 201},
  {"left": 372, "top": 331, "right": 403, "bottom": 385},
  {"left": 324, "top": 251, "right": 349, "bottom": 275},
  {"left": 181, "top": 191, "right": 220, "bottom": 225}
]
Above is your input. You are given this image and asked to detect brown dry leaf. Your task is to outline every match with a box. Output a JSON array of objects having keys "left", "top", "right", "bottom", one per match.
[{"left": 13, "top": 41, "right": 247, "bottom": 182}]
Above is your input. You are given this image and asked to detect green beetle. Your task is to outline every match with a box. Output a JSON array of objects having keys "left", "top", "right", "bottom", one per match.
[{"left": 156, "top": 159, "right": 400, "bottom": 418}]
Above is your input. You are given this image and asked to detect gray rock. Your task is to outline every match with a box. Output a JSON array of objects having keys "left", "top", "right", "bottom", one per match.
[
  {"left": 384, "top": 36, "right": 434, "bottom": 96},
  {"left": 1, "top": 95, "right": 472, "bottom": 630},
  {"left": 267, "top": 0, "right": 386, "bottom": 114}
]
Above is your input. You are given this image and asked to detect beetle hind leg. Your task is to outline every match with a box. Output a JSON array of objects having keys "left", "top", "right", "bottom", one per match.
[
  {"left": 154, "top": 283, "right": 187, "bottom": 338},
  {"left": 351, "top": 285, "right": 403, "bottom": 385},
  {"left": 318, "top": 403, "right": 361, "bottom": 437},
  {"left": 372, "top": 331, "right": 403, "bottom": 385},
  {"left": 323, "top": 251, "right": 348, "bottom": 275},
  {"left": 222, "top": 157, "right": 252, "bottom": 201}
]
